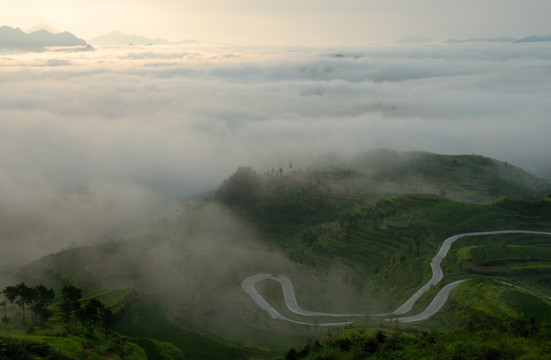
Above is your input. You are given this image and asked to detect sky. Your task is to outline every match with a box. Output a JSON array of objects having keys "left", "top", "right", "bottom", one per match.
[{"left": 2, "top": 0, "right": 551, "bottom": 44}]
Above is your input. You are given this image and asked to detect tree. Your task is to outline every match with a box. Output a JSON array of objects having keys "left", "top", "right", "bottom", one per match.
[
  {"left": 100, "top": 306, "right": 113, "bottom": 333},
  {"left": 3, "top": 282, "right": 34, "bottom": 328},
  {"left": 284, "top": 348, "right": 298, "bottom": 360},
  {"left": 60, "top": 285, "right": 82, "bottom": 332},
  {"left": 31, "top": 285, "right": 55, "bottom": 328},
  {"left": 0, "top": 290, "right": 8, "bottom": 330},
  {"left": 18, "top": 283, "right": 35, "bottom": 327},
  {"left": 2, "top": 286, "right": 18, "bottom": 305},
  {"left": 217, "top": 167, "right": 259, "bottom": 205},
  {"left": 79, "top": 298, "right": 110, "bottom": 333}
]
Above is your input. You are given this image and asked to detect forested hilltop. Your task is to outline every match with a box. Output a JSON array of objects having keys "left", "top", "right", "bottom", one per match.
[{"left": 1, "top": 151, "right": 551, "bottom": 359}]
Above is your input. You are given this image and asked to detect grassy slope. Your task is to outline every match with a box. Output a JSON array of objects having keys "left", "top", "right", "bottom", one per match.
[
  {"left": 0, "top": 330, "right": 147, "bottom": 360},
  {"left": 348, "top": 149, "right": 551, "bottom": 202},
  {"left": 214, "top": 161, "right": 551, "bottom": 347},
  {"left": 110, "top": 297, "right": 265, "bottom": 360},
  {"left": 220, "top": 172, "right": 551, "bottom": 310},
  {"left": 0, "top": 230, "right": 325, "bottom": 358},
  {"left": 283, "top": 326, "right": 551, "bottom": 360},
  {"left": 2, "top": 151, "right": 551, "bottom": 358}
]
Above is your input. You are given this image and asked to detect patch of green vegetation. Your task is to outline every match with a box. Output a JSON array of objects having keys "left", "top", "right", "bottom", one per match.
[
  {"left": 0, "top": 336, "right": 72, "bottom": 360},
  {"left": 501, "top": 289, "right": 551, "bottom": 325},
  {"left": 510, "top": 262, "right": 551, "bottom": 272},
  {"left": 445, "top": 233, "right": 551, "bottom": 297},
  {"left": 470, "top": 246, "right": 487, "bottom": 266},
  {"left": 449, "top": 279, "right": 518, "bottom": 320},
  {"left": 0, "top": 332, "right": 146, "bottom": 360},
  {"left": 455, "top": 246, "right": 477, "bottom": 263},
  {"left": 111, "top": 296, "right": 277, "bottom": 360},
  {"left": 283, "top": 327, "right": 551, "bottom": 360},
  {"left": 89, "top": 287, "right": 140, "bottom": 315},
  {"left": 350, "top": 150, "right": 551, "bottom": 201},
  {"left": 129, "top": 338, "right": 183, "bottom": 360}
]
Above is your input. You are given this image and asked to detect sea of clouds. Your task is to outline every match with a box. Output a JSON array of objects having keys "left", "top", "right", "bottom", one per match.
[{"left": 1, "top": 42, "right": 550, "bottom": 265}]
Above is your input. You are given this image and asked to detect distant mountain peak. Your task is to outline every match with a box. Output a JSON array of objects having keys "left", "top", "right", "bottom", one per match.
[
  {"left": 0, "top": 25, "right": 90, "bottom": 51},
  {"left": 89, "top": 30, "right": 198, "bottom": 46},
  {"left": 89, "top": 31, "right": 170, "bottom": 45},
  {"left": 446, "top": 36, "right": 516, "bottom": 43},
  {"left": 27, "top": 22, "right": 58, "bottom": 34},
  {"left": 514, "top": 35, "right": 551, "bottom": 43},
  {"left": 445, "top": 35, "right": 551, "bottom": 44}
]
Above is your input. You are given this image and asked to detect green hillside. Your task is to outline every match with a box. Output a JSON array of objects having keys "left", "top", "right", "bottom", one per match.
[
  {"left": 347, "top": 149, "right": 551, "bottom": 202},
  {"left": 215, "top": 162, "right": 551, "bottom": 311},
  {"left": 1, "top": 151, "right": 551, "bottom": 359},
  {"left": 281, "top": 326, "right": 551, "bottom": 360}
]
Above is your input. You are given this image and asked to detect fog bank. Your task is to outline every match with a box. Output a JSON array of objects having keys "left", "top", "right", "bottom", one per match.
[{"left": 1, "top": 42, "right": 550, "bottom": 265}]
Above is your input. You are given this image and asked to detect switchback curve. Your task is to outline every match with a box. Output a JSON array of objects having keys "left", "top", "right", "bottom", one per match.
[{"left": 242, "top": 230, "right": 551, "bottom": 325}]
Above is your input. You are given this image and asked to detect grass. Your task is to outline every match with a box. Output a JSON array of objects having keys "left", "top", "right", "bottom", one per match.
[
  {"left": 470, "top": 246, "right": 487, "bottom": 266},
  {"left": 284, "top": 326, "right": 551, "bottom": 360},
  {"left": 501, "top": 289, "right": 551, "bottom": 325},
  {"left": 445, "top": 233, "right": 551, "bottom": 295},
  {"left": 3, "top": 194, "right": 550, "bottom": 357},
  {"left": 128, "top": 338, "right": 183, "bottom": 360},
  {"left": 88, "top": 287, "right": 140, "bottom": 315},
  {"left": 110, "top": 296, "right": 277, "bottom": 360},
  {"left": 0, "top": 331, "right": 147, "bottom": 360}
]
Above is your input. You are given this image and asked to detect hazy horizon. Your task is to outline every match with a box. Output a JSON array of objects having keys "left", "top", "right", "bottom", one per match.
[{"left": 2, "top": 1, "right": 551, "bottom": 46}]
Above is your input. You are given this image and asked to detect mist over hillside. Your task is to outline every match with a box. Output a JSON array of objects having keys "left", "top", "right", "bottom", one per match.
[{"left": 1, "top": 42, "right": 550, "bottom": 267}]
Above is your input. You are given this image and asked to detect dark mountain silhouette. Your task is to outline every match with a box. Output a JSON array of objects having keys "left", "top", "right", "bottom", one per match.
[
  {"left": 446, "top": 36, "right": 515, "bottom": 43},
  {"left": 446, "top": 35, "right": 551, "bottom": 44},
  {"left": 0, "top": 25, "right": 88, "bottom": 51},
  {"left": 514, "top": 35, "right": 551, "bottom": 43}
]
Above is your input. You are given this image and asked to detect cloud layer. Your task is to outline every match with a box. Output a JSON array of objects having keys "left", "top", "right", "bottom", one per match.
[{"left": 1, "top": 42, "right": 550, "bottom": 265}]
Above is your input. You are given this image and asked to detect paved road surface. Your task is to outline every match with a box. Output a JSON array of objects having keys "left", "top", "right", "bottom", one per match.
[
  {"left": 393, "top": 280, "right": 465, "bottom": 323},
  {"left": 242, "top": 230, "right": 551, "bottom": 325},
  {"left": 241, "top": 274, "right": 355, "bottom": 326},
  {"left": 390, "top": 230, "right": 551, "bottom": 315}
]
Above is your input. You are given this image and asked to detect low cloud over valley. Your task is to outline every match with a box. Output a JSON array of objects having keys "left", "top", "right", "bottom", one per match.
[{"left": 1, "top": 42, "right": 550, "bottom": 265}]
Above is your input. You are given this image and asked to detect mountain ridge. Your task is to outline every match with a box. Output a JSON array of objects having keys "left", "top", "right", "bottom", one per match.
[
  {"left": 89, "top": 30, "right": 198, "bottom": 45},
  {"left": 446, "top": 34, "right": 551, "bottom": 43},
  {"left": 0, "top": 25, "right": 90, "bottom": 51}
]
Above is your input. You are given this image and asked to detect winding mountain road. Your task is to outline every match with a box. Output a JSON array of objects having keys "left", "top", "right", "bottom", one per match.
[
  {"left": 241, "top": 273, "right": 357, "bottom": 326},
  {"left": 242, "top": 230, "right": 551, "bottom": 325}
]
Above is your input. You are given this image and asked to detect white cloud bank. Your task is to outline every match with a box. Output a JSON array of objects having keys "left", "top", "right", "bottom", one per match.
[{"left": 1, "top": 42, "right": 550, "bottom": 265}]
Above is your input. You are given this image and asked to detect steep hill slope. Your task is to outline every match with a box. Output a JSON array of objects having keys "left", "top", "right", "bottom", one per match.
[
  {"left": 1, "top": 151, "right": 551, "bottom": 358},
  {"left": 345, "top": 149, "right": 550, "bottom": 202}
]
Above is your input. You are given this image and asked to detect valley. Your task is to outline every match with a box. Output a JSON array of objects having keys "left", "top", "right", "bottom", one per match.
[{"left": 1, "top": 151, "right": 551, "bottom": 359}]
